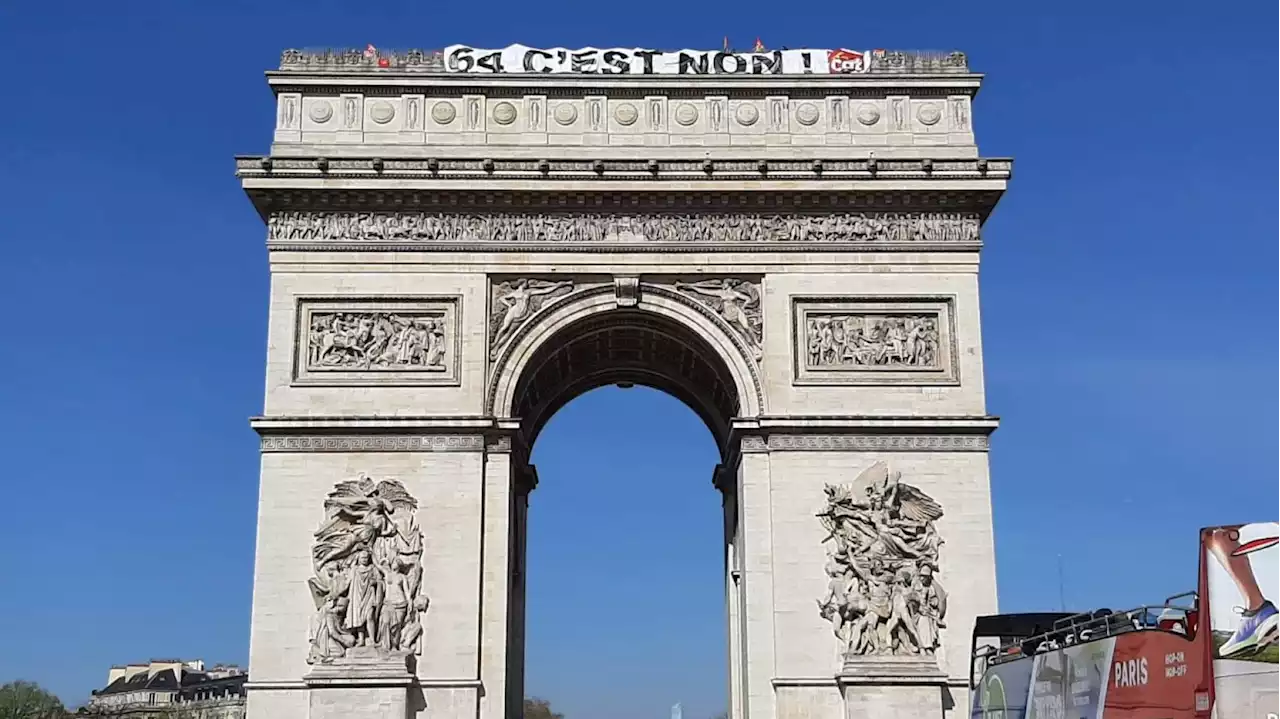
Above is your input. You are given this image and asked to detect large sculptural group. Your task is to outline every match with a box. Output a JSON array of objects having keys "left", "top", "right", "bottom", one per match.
[
  {"left": 817, "top": 462, "right": 948, "bottom": 660},
  {"left": 308, "top": 477, "right": 430, "bottom": 664}
]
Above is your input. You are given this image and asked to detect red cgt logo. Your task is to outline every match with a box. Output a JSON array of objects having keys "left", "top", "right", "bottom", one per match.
[
  {"left": 827, "top": 49, "right": 869, "bottom": 73},
  {"left": 1232, "top": 536, "right": 1279, "bottom": 556}
]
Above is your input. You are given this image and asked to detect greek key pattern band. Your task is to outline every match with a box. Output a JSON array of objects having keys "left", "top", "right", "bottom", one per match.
[
  {"left": 260, "top": 435, "right": 486, "bottom": 452},
  {"left": 741, "top": 434, "right": 989, "bottom": 452}
]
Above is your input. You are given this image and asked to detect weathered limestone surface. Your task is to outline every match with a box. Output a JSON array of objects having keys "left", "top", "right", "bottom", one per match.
[{"left": 241, "top": 45, "right": 1009, "bottom": 719}]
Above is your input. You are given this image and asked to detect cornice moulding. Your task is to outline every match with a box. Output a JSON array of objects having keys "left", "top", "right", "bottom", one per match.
[
  {"left": 265, "top": 240, "right": 983, "bottom": 254},
  {"left": 244, "top": 681, "right": 308, "bottom": 690},
  {"left": 250, "top": 414, "right": 997, "bottom": 434},
  {"left": 264, "top": 146, "right": 984, "bottom": 161},
  {"left": 250, "top": 415, "right": 496, "bottom": 434},
  {"left": 265, "top": 73, "right": 984, "bottom": 94},
  {"left": 777, "top": 675, "right": 969, "bottom": 688},
  {"left": 236, "top": 155, "right": 1012, "bottom": 183},
  {"left": 735, "top": 414, "right": 1000, "bottom": 433},
  {"left": 260, "top": 435, "right": 485, "bottom": 452},
  {"left": 240, "top": 177, "right": 1008, "bottom": 194},
  {"left": 738, "top": 433, "right": 991, "bottom": 453},
  {"left": 240, "top": 188, "right": 1005, "bottom": 221}
]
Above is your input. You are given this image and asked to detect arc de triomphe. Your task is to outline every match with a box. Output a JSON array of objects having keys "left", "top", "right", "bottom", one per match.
[{"left": 239, "top": 44, "right": 1010, "bottom": 719}]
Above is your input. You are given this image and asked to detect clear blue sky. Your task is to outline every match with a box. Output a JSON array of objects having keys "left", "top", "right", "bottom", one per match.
[{"left": 0, "top": 1, "right": 1273, "bottom": 716}]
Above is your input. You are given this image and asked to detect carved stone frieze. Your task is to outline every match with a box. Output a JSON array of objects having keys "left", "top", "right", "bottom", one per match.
[
  {"left": 817, "top": 462, "right": 947, "bottom": 661},
  {"left": 489, "top": 279, "right": 575, "bottom": 360},
  {"left": 793, "top": 298, "right": 957, "bottom": 386},
  {"left": 296, "top": 300, "right": 459, "bottom": 386},
  {"left": 672, "top": 279, "right": 763, "bottom": 360},
  {"left": 266, "top": 212, "right": 981, "bottom": 246},
  {"left": 261, "top": 435, "right": 484, "bottom": 453},
  {"left": 308, "top": 476, "right": 430, "bottom": 664}
]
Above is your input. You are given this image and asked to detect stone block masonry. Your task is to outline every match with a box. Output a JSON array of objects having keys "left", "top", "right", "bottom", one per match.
[{"left": 239, "top": 43, "right": 1010, "bottom": 719}]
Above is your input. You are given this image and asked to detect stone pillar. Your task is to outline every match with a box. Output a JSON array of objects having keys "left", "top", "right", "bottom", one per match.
[
  {"left": 716, "top": 464, "right": 746, "bottom": 719},
  {"left": 757, "top": 426, "right": 996, "bottom": 719},
  {"left": 507, "top": 460, "right": 538, "bottom": 719},
  {"left": 737, "top": 444, "right": 777, "bottom": 719},
  {"left": 479, "top": 436, "right": 514, "bottom": 719}
]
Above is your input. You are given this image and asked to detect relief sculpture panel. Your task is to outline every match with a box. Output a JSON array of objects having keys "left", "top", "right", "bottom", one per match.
[
  {"left": 793, "top": 297, "right": 957, "bottom": 385},
  {"left": 489, "top": 279, "right": 575, "bottom": 360},
  {"left": 817, "top": 462, "right": 947, "bottom": 662},
  {"left": 673, "top": 278, "right": 763, "bottom": 360},
  {"left": 308, "top": 476, "right": 430, "bottom": 664},
  {"left": 295, "top": 299, "right": 460, "bottom": 385}
]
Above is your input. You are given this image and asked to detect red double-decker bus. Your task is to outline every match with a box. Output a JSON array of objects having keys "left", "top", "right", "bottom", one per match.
[{"left": 969, "top": 522, "right": 1278, "bottom": 719}]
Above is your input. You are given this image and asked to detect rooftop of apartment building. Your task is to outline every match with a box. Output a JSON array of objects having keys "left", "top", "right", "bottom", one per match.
[{"left": 91, "top": 659, "right": 246, "bottom": 700}]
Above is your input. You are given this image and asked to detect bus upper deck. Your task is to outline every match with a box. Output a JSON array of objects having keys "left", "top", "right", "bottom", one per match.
[{"left": 969, "top": 522, "right": 1278, "bottom": 719}]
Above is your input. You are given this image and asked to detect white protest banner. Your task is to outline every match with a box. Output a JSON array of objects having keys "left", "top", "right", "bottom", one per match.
[{"left": 443, "top": 44, "right": 875, "bottom": 75}]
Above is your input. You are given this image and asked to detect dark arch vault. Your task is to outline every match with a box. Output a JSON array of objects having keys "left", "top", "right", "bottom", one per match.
[{"left": 510, "top": 309, "right": 740, "bottom": 453}]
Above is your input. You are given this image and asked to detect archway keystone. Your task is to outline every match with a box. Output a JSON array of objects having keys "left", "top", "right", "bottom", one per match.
[{"left": 243, "top": 44, "right": 1009, "bottom": 719}]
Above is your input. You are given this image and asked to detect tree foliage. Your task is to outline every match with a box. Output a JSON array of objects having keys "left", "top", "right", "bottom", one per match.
[
  {"left": 0, "top": 681, "right": 66, "bottom": 719},
  {"left": 523, "top": 696, "right": 564, "bottom": 719}
]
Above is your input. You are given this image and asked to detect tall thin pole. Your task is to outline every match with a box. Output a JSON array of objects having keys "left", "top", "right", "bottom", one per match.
[{"left": 1057, "top": 554, "right": 1066, "bottom": 611}]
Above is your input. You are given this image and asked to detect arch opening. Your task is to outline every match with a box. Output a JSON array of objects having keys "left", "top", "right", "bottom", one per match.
[
  {"left": 523, "top": 387, "right": 728, "bottom": 718},
  {"left": 509, "top": 308, "right": 742, "bottom": 453},
  {"left": 498, "top": 307, "right": 747, "bottom": 719}
]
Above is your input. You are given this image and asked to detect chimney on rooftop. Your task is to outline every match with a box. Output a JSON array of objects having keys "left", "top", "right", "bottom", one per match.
[{"left": 148, "top": 659, "right": 184, "bottom": 679}]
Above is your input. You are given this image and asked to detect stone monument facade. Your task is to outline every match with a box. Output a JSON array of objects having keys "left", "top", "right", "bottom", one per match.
[{"left": 240, "top": 43, "right": 1010, "bottom": 719}]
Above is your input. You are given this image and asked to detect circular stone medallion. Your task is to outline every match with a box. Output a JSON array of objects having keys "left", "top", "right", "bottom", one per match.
[
  {"left": 431, "top": 101, "right": 456, "bottom": 124},
  {"left": 795, "top": 102, "right": 820, "bottom": 126},
  {"left": 614, "top": 102, "right": 639, "bottom": 126},
  {"left": 917, "top": 103, "right": 942, "bottom": 126},
  {"left": 369, "top": 101, "right": 396, "bottom": 125},
  {"left": 735, "top": 103, "right": 760, "bottom": 126},
  {"left": 674, "top": 103, "right": 699, "bottom": 126},
  {"left": 553, "top": 103, "right": 578, "bottom": 126},
  {"left": 855, "top": 103, "right": 881, "bottom": 126},
  {"left": 492, "top": 101, "right": 518, "bottom": 125},
  {"left": 308, "top": 101, "right": 334, "bottom": 124}
]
